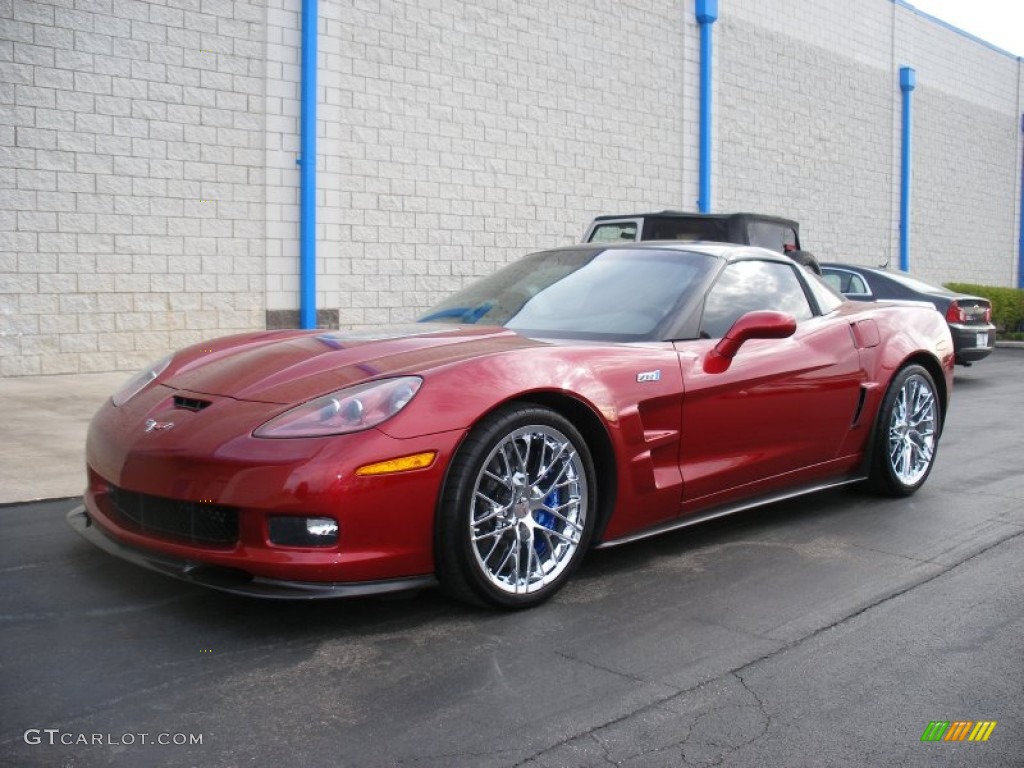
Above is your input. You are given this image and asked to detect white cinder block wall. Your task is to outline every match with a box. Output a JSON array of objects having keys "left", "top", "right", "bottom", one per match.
[
  {"left": 1, "top": 0, "right": 1022, "bottom": 375},
  {"left": 718, "top": 0, "right": 1022, "bottom": 286},
  {"left": 895, "top": 5, "right": 1021, "bottom": 286},
  {"left": 717, "top": 0, "right": 896, "bottom": 269},
  {"left": 263, "top": 0, "right": 690, "bottom": 327},
  {"left": 0, "top": 0, "right": 267, "bottom": 376}
]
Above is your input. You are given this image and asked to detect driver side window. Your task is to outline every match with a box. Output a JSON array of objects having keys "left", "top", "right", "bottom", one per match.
[{"left": 701, "top": 261, "right": 813, "bottom": 338}]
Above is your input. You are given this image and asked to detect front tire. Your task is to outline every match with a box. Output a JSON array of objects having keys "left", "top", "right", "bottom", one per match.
[
  {"left": 867, "top": 364, "right": 941, "bottom": 496},
  {"left": 436, "top": 404, "right": 597, "bottom": 609}
]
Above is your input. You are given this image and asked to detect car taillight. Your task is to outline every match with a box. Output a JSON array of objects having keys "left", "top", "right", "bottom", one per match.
[{"left": 945, "top": 301, "right": 966, "bottom": 324}]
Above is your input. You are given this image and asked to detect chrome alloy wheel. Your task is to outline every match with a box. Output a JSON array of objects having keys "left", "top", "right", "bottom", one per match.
[
  {"left": 887, "top": 373, "right": 937, "bottom": 486},
  {"left": 469, "top": 425, "right": 588, "bottom": 595}
]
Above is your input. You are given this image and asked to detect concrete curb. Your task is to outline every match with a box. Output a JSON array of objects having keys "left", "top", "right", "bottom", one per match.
[{"left": 0, "top": 496, "right": 79, "bottom": 510}]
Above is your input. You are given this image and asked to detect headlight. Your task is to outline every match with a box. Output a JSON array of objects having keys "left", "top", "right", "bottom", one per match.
[
  {"left": 111, "top": 354, "right": 173, "bottom": 407},
  {"left": 253, "top": 376, "right": 423, "bottom": 438}
]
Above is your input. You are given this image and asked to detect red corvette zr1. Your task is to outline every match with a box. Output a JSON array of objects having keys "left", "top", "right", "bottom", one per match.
[{"left": 69, "top": 243, "right": 955, "bottom": 609}]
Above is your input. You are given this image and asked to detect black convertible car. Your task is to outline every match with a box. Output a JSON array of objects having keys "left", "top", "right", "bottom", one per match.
[{"left": 821, "top": 263, "right": 995, "bottom": 366}]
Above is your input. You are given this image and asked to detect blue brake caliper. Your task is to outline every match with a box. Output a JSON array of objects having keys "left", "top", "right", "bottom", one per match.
[{"left": 534, "top": 486, "right": 559, "bottom": 557}]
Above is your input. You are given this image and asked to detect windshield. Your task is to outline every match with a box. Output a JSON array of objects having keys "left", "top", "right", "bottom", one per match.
[{"left": 418, "top": 248, "right": 716, "bottom": 341}]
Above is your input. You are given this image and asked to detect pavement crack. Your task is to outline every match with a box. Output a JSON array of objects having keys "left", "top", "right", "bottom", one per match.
[
  {"left": 590, "top": 732, "right": 618, "bottom": 767},
  {"left": 553, "top": 650, "right": 660, "bottom": 687},
  {"left": 676, "top": 689, "right": 768, "bottom": 767},
  {"left": 730, "top": 526, "right": 1024, "bottom": 680},
  {"left": 729, "top": 670, "right": 771, "bottom": 747},
  {"left": 514, "top": 527, "right": 1024, "bottom": 768},
  {"left": 393, "top": 747, "right": 520, "bottom": 766},
  {"left": 846, "top": 541, "right": 942, "bottom": 565},
  {"left": 509, "top": 687, "right": 690, "bottom": 768}
]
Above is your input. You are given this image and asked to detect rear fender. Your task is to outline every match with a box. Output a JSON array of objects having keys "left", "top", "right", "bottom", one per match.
[{"left": 851, "top": 305, "right": 953, "bottom": 475}]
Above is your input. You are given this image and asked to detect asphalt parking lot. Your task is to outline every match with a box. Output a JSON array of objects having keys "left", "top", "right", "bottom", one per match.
[{"left": 2, "top": 350, "right": 1022, "bottom": 768}]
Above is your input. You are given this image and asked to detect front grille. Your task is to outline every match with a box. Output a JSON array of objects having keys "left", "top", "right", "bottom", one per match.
[{"left": 107, "top": 485, "right": 238, "bottom": 547}]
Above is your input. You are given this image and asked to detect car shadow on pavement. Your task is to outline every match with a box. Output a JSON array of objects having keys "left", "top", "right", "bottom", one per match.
[
  {"left": 578, "top": 486, "right": 878, "bottom": 578},
  {"left": 56, "top": 484, "right": 906, "bottom": 655},
  {"left": 64, "top": 489, "right": 855, "bottom": 628}
]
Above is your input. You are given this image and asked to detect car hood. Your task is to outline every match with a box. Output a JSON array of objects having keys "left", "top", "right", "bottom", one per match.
[{"left": 164, "top": 324, "right": 541, "bottom": 404}]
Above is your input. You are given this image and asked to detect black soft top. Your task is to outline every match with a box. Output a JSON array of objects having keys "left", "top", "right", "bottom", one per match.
[
  {"left": 588, "top": 211, "right": 802, "bottom": 252},
  {"left": 591, "top": 210, "right": 800, "bottom": 231}
]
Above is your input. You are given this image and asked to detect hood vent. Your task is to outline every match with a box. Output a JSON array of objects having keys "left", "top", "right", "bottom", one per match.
[{"left": 173, "top": 395, "right": 212, "bottom": 412}]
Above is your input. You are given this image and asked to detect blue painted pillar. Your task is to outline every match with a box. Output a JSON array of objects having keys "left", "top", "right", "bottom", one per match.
[
  {"left": 299, "top": 0, "right": 318, "bottom": 328},
  {"left": 898, "top": 66, "right": 916, "bottom": 273},
  {"left": 1018, "top": 113, "right": 1024, "bottom": 288},
  {"left": 696, "top": 0, "right": 718, "bottom": 213}
]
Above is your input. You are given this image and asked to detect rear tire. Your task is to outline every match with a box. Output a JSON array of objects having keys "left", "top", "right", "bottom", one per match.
[
  {"left": 436, "top": 404, "right": 596, "bottom": 609},
  {"left": 866, "top": 364, "right": 941, "bottom": 496}
]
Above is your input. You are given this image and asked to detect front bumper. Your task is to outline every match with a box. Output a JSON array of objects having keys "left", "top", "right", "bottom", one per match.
[
  {"left": 82, "top": 383, "right": 471, "bottom": 588},
  {"left": 68, "top": 505, "right": 438, "bottom": 600}
]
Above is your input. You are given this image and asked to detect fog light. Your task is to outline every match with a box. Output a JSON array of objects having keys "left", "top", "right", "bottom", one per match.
[{"left": 268, "top": 516, "right": 339, "bottom": 547}]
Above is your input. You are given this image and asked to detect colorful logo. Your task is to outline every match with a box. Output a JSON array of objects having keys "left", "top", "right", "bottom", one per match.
[{"left": 920, "top": 721, "right": 997, "bottom": 742}]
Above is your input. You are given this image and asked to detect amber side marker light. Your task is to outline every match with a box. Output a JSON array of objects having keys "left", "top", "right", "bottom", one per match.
[{"left": 355, "top": 451, "right": 437, "bottom": 477}]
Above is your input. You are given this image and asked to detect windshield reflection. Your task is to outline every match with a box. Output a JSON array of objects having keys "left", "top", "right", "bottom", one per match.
[{"left": 419, "top": 248, "right": 715, "bottom": 341}]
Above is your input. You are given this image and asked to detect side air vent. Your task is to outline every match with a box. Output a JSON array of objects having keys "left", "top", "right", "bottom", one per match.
[
  {"left": 851, "top": 385, "right": 868, "bottom": 427},
  {"left": 173, "top": 395, "right": 212, "bottom": 412}
]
